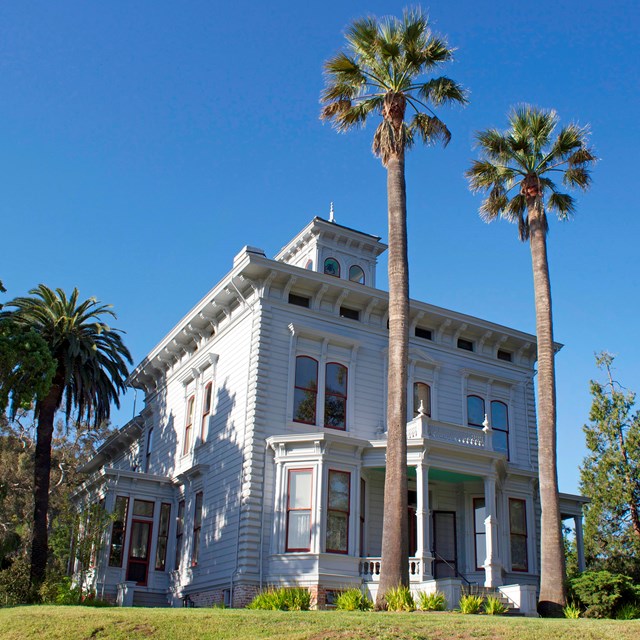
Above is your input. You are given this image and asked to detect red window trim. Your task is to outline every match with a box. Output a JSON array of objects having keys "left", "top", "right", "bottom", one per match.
[
  {"left": 132, "top": 499, "right": 155, "bottom": 519},
  {"left": 348, "top": 264, "right": 365, "bottom": 285},
  {"left": 324, "top": 257, "right": 341, "bottom": 278},
  {"left": 293, "top": 356, "right": 318, "bottom": 425},
  {"left": 324, "top": 362, "right": 348, "bottom": 431},
  {"left": 201, "top": 382, "right": 213, "bottom": 440},
  {"left": 326, "top": 469, "right": 350, "bottom": 554},
  {"left": 467, "top": 394, "right": 485, "bottom": 427},
  {"left": 154, "top": 502, "right": 172, "bottom": 571},
  {"left": 509, "top": 498, "right": 529, "bottom": 572},
  {"left": 285, "top": 468, "right": 313, "bottom": 552},
  {"left": 183, "top": 395, "right": 195, "bottom": 455}
]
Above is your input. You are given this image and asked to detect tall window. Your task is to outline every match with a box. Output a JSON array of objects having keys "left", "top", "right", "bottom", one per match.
[
  {"left": 467, "top": 395, "right": 485, "bottom": 427},
  {"left": 155, "top": 503, "right": 171, "bottom": 571},
  {"left": 325, "top": 363, "right": 347, "bottom": 429},
  {"left": 324, "top": 257, "right": 340, "bottom": 277},
  {"left": 293, "top": 356, "right": 318, "bottom": 424},
  {"left": 175, "top": 500, "right": 185, "bottom": 570},
  {"left": 413, "top": 382, "right": 431, "bottom": 417},
  {"left": 201, "top": 382, "right": 213, "bottom": 439},
  {"left": 191, "top": 492, "right": 203, "bottom": 566},
  {"left": 473, "top": 498, "right": 486, "bottom": 570},
  {"left": 326, "top": 470, "right": 350, "bottom": 554},
  {"left": 348, "top": 265, "right": 365, "bottom": 284},
  {"left": 509, "top": 498, "right": 528, "bottom": 571},
  {"left": 108, "top": 496, "right": 129, "bottom": 567},
  {"left": 145, "top": 427, "right": 153, "bottom": 473},
  {"left": 286, "top": 469, "right": 313, "bottom": 552},
  {"left": 183, "top": 395, "right": 195, "bottom": 454},
  {"left": 491, "top": 401, "right": 509, "bottom": 457}
]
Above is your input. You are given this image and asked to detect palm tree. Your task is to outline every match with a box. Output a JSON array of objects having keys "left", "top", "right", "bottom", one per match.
[
  {"left": 321, "top": 8, "right": 466, "bottom": 605},
  {"left": 466, "top": 106, "right": 596, "bottom": 616},
  {"left": 1, "top": 285, "right": 132, "bottom": 586}
]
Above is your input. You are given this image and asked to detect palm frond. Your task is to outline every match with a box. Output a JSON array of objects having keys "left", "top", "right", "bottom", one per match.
[
  {"left": 563, "top": 167, "right": 592, "bottom": 190},
  {"left": 547, "top": 192, "right": 576, "bottom": 220},
  {"left": 415, "top": 76, "right": 468, "bottom": 106},
  {"left": 479, "top": 186, "right": 508, "bottom": 222},
  {"left": 409, "top": 112, "right": 451, "bottom": 147}
]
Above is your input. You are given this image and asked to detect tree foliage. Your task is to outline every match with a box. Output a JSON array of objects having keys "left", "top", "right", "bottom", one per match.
[{"left": 580, "top": 353, "right": 640, "bottom": 579}]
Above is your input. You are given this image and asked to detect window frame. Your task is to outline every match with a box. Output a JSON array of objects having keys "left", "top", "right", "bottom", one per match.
[
  {"left": 473, "top": 497, "right": 486, "bottom": 571},
  {"left": 413, "top": 382, "right": 432, "bottom": 417},
  {"left": 175, "top": 499, "right": 185, "bottom": 571},
  {"left": 191, "top": 491, "right": 203, "bottom": 567},
  {"left": 183, "top": 395, "right": 195, "bottom": 455},
  {"left": 509, "top": 498, "right": 529, "bottom": 572},
  {"left": 154, "top": 503, "right": 172, "bottom": 571},
  {"left": 467, "top": 394, "right": 486, "bottom": 428},
  {"left": 145, "top": 427, "right": 153, "bottom": 473},
  {"left": 201, "top": 382, "right": 213, "bottom": 440},
  {"left": 490, "top": 400, "right": 510, "bottom": 458},
  {"left": 108, "top": 496, "right": 129, "bottom": 567},
  {"left": 292, "top": 356, "right": 319, "bottom": 425},
  {"left": 323, "top": 257, "right": 341, "bottom": 278},
  {"left": 326, "top": 469, "right": 351, "bottom": 554},
  {"left": 285, "top": 468, "right": 313, "bottom": 552},
  {"left": 324, "top": 362, "right": 348, "bottom": 430},
  {"left": 348, "top": 264, "right": 365, "bottom": 285}
]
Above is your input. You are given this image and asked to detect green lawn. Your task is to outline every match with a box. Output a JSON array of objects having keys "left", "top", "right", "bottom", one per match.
[{"left": 0, "top": 606, "right": 639, "bottom": 640}]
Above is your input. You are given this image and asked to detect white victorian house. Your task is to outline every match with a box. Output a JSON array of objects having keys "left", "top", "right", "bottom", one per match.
[{"left": 75, "top": 217, "right": 586, "bottom": 614}]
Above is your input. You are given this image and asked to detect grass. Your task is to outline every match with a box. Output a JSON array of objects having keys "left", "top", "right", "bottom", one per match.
[{"left": 0, "top": 605, "right": 639, "bottom": 640}]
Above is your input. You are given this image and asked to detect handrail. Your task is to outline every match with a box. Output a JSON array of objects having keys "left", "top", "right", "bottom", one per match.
[{"left": 432, "top": 551, "right": 475, "bottom": 587}]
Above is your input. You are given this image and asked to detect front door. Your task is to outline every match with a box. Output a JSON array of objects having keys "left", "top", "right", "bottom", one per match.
[
  {"left": 126, "top": 519, "right": 153, "bottom": 585},
  {"left": 432, "top": 511, "right": 457, "bottom": 578}
]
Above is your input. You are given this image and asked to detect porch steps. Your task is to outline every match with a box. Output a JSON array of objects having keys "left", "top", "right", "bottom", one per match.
[
  {"left": 132, "top": 590, "right": 171, "bottom": 608},
  {"left": 460, "top": 585, "right": 523, "bottom": 616}
]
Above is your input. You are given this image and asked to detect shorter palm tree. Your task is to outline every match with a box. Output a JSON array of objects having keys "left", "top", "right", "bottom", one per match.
[
  {"left": 1, "top": 285, "right": 132, "bottom": 586},
  {"left": 466, "top": 105, "right": 596, "bottom": 615}
]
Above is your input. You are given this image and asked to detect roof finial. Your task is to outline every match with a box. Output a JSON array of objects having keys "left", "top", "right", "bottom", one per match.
[{"left": 329, "top": 202, "right": 335, "bottom": 223}]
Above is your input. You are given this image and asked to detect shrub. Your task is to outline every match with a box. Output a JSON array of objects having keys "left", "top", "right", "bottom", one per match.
[
  {"left": 484, "top": 595, "right": 507, "bottom": 615},
  {"left": 616, "top": 602, "right": 640, "bottom": 620},
  {"left": 563, "top": 601, "right": 582, "bottom": 619},
  {"left": 417, "top": 590, "right": 446, "bottom": 611},
  {"left": 247, "top": 587, "right": 310, "bottom": 611},
  {"left": 458, "top": 593, "right": 484, "bottom": 614},
  {"left": 0, "top": 557, "right": 34, "bottom": 605},
  {"left": 385, "top": 585, "right": 415, "bottom": 612},
  {"left": 570, "top": 570, "right": 639, "bottom": 618},
  {"left": 335, "top": 588, "right": 372, "bottom": 611}
]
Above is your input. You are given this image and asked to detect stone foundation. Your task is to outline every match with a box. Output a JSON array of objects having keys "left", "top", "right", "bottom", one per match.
[{"left": 232, "top": 584, "right": 260, "bottom": 608}]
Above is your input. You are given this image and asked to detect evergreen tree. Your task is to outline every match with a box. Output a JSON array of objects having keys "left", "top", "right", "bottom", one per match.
[{"left": 580, "top": 353, "right": 640, "bottom": 579}]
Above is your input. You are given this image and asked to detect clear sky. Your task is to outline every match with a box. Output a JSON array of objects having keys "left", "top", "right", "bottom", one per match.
[{"left": 1, "top": 1, "right": 638, "bottom": 494}]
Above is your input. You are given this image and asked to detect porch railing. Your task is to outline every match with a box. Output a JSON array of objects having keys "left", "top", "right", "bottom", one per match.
[
  {"left": 359, "top": 557, "right": 429, "bottom": 582},
  {"left": 406, "top": 416, "right": 488, "bottom": 449}
]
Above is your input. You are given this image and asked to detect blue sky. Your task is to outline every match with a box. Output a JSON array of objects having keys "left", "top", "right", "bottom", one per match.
[{"left": 1, "top": 1, "right": 638, "bottom": 493}]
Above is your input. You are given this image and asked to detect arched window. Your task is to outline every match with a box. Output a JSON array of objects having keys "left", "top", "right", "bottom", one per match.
[
  {"left": 467, "top": 395, "right": 485, "bottom": 428},
  {"left": 413, "top": 382, "right": 431, "bottom": 417},
  {"left": 491, "top": 400, "right": 509, "bottom": 456},
  {"left": 305, "top": 259, "right": 314, "bottom": 270},
  {"left": 323, "top": 257, "right": 340, "bottom": 278},
  {"left": 348, "top": 265, "right": 365, "bottom": 284},
  {"left": 325, "top": 362, "right": 347, "bottom": 429},
  {"left": 293, "top": 356, "right": 318, "bottom": 424}
]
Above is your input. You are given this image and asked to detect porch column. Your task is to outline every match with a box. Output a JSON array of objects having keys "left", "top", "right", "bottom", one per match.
[
  {"left": 483, "top": 474, "right": 503, "bottom": 587},
  {"left": 313, "top": 457, "right": 325, "bottom": 554},
  {"left": 415, "top": 460, "right": 432, "bottom": 579},
  {"left": 574, "top": 515, "right": 586, "bottom": 573}
]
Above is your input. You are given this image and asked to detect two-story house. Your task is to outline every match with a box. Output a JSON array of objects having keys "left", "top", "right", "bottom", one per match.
[{"left": 75, "top": 217, "right": 587, "bottom": 614}]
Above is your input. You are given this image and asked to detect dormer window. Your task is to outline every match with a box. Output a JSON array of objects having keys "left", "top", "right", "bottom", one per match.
[
  {"left": 348, "top": 265, "right": 365, "bottom": 285},
  {"left": 324, "top": 257, "right": 340, "bottom": 278}
]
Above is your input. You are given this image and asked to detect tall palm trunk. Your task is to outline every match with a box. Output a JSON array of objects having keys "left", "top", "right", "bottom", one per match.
[
  {"left": 377, "top": 146, "right": 410, "bottom": 607},
  {"left": 30, "top": 373, "right": 64, "bottom": 587},
  {"left": 528, "top": 202, "right": 566, "bottom": 616}
]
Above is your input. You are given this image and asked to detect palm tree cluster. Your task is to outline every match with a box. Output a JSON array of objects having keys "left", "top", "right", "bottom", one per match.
[{"left": 322, "top": 8, "right": 595, "bottom": 615}]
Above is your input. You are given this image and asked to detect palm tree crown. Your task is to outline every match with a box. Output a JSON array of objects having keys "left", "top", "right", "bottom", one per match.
[
  {"left": 3, "top": 285, "right": 132, "bottom": 423},
  {"left": 321, "top": 8, "right": 467, "bottom": 163},
  {"left": 466, "top": 105, "right": 596, "bottom": 238}
]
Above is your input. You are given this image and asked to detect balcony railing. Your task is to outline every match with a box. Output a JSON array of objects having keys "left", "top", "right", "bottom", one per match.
[{"left": 405, "top": 415, "right": 491, "bottom": 450}]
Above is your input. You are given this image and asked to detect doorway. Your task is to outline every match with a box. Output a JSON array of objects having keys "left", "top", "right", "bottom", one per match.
[{"left": 432, "top": 510, "right": 457, "bottom": 578}]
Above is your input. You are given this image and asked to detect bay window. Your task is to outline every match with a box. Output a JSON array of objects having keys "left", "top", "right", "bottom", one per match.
[
  {"left": 286, "top": 469, "right": 313, "bottom": 552},
  {"left": 509, "top": 498, "right": 528, "bottom": 571},
  {"left": 326, "top": 470, "right": 350, "bottom": 553}
]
